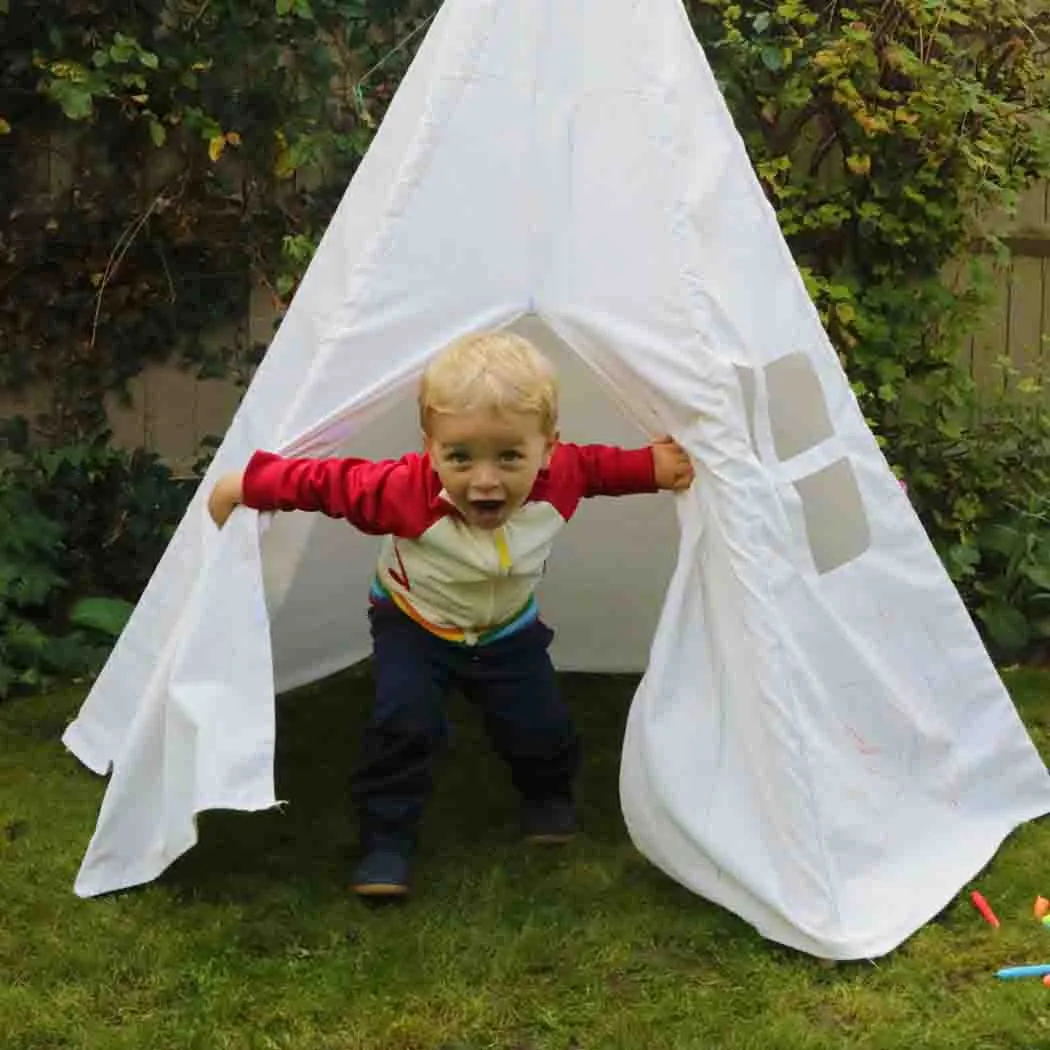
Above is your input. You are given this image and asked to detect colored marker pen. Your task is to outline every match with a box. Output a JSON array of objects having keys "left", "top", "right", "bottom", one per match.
[
  {"left": 971, "top": 891, "right": 1000, "bottom": 928},
  {"left": 997, "top": 964, "right": 1050, "bottom": 980}
]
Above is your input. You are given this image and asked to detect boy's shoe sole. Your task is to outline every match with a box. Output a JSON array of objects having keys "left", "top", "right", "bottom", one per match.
[
  {"left": 521, "top": 798, "right": 578, "bottom": 845},
  {"left": 351, "top": 881, "right": 409, "bottom": 898},
  {"left": 524, "top": 830, "right": 576, "bottom": 845}
]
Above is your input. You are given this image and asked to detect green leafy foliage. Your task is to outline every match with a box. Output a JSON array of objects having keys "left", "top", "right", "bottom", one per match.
[
  {"left": 1, "top": 0, "right": 436, "bottom": 443},
  {"left": 68, "top": 596, "right": 135, "bottom": 640},
  {"left": 0, "top": 481, "right": 70, "bottom": 698},
  {"left": 0, "top": 419, "right": 192, "bottom": 699},
  {"left": 913, "top": 384, "right": 1050, "bottom": 662}
]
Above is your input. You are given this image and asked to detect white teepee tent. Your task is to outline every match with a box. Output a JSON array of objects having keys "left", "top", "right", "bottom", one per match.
[{"left": 63, "top": 0, "right": 1050, "bottom": 960}]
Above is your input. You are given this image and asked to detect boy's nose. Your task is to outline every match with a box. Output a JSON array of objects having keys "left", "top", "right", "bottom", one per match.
[{"left": 470, "top": 463, "right": 502, "bottom": 492}]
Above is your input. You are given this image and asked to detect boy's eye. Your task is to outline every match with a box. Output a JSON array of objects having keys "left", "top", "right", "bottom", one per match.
[
  {"left": 445, "top": 449, "right": 470, "bottom": 463},
  {"left": 500, "top": 450, "right": 524, "bottom": 463}
]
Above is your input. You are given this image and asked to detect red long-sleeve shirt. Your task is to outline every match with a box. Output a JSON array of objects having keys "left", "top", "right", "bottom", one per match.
[{"left": 242, "top": 443, "right": 657, "bottom": 643}]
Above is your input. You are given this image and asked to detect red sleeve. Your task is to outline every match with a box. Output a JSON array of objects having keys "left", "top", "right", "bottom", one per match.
[
  {"left": 537, "top": 443, "right": 657, "bottom": 519},
  {"left": 240, "top": 450, "right": 441, "bottom": 537}
]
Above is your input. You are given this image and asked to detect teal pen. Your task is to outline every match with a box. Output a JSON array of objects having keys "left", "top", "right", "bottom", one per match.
[{"left": 996, "top": 965, "right": 1050, "bottom": 980}]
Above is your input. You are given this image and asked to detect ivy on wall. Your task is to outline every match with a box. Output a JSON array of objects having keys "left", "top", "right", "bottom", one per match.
[{"left": 1, "top": 0, "right": 436, "bottom": 443}]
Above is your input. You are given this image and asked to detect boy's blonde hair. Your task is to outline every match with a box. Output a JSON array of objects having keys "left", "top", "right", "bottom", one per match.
[{"left": 419, "top": 330, "right": 559, "bottom": 435}]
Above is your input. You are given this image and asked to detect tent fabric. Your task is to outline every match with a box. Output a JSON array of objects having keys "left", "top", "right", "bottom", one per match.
[{"left": 63, "top": 0, "right": 1050, "bottom": 960}]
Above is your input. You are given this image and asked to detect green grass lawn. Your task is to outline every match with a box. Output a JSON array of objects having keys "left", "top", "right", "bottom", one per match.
[{"left": 4, "top": 667, "right": 1050, "bottom": 1049}]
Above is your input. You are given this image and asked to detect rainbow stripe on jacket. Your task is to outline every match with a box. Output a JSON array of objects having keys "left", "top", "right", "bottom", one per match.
[{"left": 369, "top": 576, "right": 539, "bottom": 646}]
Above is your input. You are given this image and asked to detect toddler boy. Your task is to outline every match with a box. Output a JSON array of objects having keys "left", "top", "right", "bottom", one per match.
[{"left": 209, "top": 330, "right": 693, "bottom": 897}]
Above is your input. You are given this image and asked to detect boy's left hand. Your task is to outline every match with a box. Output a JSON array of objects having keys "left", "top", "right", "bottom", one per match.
[{"left": 652, "top": 436, "right": 694, "bottom": 492}]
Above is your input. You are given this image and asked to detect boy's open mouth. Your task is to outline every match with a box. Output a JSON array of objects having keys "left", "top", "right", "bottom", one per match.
[{"left": 468, "top": 499, "right": 507, "bottom": 525}]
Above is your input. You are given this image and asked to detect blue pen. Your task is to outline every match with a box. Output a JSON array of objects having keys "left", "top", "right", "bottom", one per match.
[{"left": 996, "top": 965, "right": 1050, "bottom": 980}]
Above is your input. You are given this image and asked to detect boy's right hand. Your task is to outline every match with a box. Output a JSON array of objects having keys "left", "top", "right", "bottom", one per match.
[
  {"left": 651, "top": 436, "right": 694, "bottom": 492},
  {"left": 208, "top": 471, "right": 244, "bottom": 528}
]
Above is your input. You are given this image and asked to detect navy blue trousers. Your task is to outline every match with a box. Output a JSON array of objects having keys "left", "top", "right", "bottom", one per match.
[{"left": 351, "top": 601, "right": 581, "bottom": 854}]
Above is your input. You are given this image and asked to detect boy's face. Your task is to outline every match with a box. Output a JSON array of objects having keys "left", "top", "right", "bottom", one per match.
[{"left": 424, "top": 408, "right": 556, "bottom": 530}]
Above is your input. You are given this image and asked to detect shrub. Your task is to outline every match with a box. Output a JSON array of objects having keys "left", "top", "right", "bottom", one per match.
[{"left": 0, "top": 419, "right": 193, "bottom": 698}]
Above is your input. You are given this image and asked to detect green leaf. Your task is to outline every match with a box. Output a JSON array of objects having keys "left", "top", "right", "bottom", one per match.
[
  {"left": 3, "top": 620, "right": 50, "bottom": 660},
  {"left": 149, "top": 119, "right": 167, "bottom": 147},
  {"left": 17, "top": 666, "right": 42, "bottom": 688},
  {"left": 948, "top": 543, "right": 981, "bottom": 569},
  {"left": 139, "top": 51, "right": 160, "bottom": 70},
  {"left": 977, "top": 601, "right": 1031, "bottom": 654},
  {"left": 10, "top": 565, "right": 63, "bottom": 607},
  {"left": 275, "top": 0, "right": 293, "bottom": 14},
  {"left": 760, "top": 46, "right": 783, "bottom": 71},
  {"left": 979, "top": 524, "right": 1022, "bottom": 559},
  {"left": 42, "top": 632, "right": 100, "bottom": 675},
  {"left": 69, "top": 597, "right": 134, "bottom": 640},
  {"left": 1021, "top": 564, "right": 1050, "bottom": 591},
  {"left": 48, "top": 80, "right": 94, "bottom": 121}
]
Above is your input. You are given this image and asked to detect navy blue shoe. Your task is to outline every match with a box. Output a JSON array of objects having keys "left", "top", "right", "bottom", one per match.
[
  {"left": 521, "top": 798, "right": 577, "bottom": 845},
  {"left": 351, "top": 848, "right": 411, "bottom": 898}
]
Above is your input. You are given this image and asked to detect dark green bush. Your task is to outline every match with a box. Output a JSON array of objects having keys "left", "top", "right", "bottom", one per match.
[
  {"left": 903, "top": 383, "right": 1050, "bottom": 662},
  {"left": 0, "top": 419, "right": 193, "bottom": 698}
]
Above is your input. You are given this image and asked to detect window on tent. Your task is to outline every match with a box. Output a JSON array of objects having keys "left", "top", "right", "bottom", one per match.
[{"left": 735, "top": 352, "right": 874, "bottom": 575}]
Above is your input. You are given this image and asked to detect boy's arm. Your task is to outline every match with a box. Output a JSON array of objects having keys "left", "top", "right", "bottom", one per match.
[
  {"left": 209, "top": 450, "right": 434, "bottom": 535},
  {"left": 555, "top": 437, "right": 693, "bottom": 498}
]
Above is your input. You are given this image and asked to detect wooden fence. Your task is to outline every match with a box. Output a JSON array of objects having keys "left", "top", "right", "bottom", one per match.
[
  {"left": 101, "top": 292, "right": 276, "bottom": 477},
  {"left": 965, "top": 181, "right": 1050, "bottom": 395}
]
